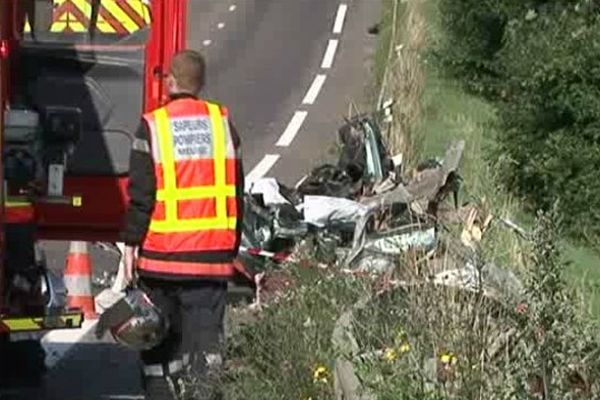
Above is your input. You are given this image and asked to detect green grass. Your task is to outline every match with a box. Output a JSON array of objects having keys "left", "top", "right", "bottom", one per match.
[
  {"left": 217, "top": 261, "right": 369, "bottom": 400},
  {"left": 418, "top": 67, "right": 498, "bottom": 201},
  {"left": 419, "top": 0, "right": 600, "bottom": 320},
  {"left": 564, "top": 244, "right": 600, "bottom": 318}
]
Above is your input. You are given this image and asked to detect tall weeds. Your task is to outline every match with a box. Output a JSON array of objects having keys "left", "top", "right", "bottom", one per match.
[
  {"left": 384, "top": 0, "right": 427, "bottom": 169},
  {"left": 350, "top": 207, "right": 600, "bottom": 399}
]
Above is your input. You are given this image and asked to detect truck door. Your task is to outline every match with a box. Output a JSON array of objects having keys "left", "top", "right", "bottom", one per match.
[{"left": 12, "top": 0, "right": 154, "bottom": 241}]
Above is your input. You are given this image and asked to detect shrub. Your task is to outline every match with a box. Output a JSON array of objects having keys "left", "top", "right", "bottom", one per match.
[
  {"left": 433, "top": 0, "right": 600, "bottom": 247},
  {"left": 492, "top": 5, "right": 600, "bottom": 244}
]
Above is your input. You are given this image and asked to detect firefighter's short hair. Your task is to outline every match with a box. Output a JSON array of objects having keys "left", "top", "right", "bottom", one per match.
[{"left": 169, "top": 50, "right": 206, "bottom": 94}]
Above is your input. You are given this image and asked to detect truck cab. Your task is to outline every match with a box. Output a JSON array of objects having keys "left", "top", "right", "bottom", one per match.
[
  {"left": 0, "top": 0, "right": 186, "bottom": 385},
  {"left": 11, "top": 0, "right": 186, "bottom": 242}
]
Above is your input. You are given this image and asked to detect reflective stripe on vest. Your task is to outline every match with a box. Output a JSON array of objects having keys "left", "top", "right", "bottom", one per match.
[
  {"left": 137, "top": 258, "right": 236, "bottom": 276},
  {"left": 148, "top": 103, "right": 236, "bottom": 233},
  {"left": 138, "top": 98, "right": 240, "bottom": 276}
]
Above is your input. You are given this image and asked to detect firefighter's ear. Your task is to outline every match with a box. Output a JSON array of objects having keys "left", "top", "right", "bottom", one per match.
[{"left": 165, "top": 73, "right": 177, "bottom": 94}]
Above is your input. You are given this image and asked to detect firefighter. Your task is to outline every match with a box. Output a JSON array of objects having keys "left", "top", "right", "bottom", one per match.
[{"left": 120, "top": 49, "right": 244, "bottom": 400}]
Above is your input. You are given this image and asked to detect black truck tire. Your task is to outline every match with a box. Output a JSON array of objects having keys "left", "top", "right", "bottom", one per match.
[{"left": 0, "top": 334, "right": 47, "bottom": 388}]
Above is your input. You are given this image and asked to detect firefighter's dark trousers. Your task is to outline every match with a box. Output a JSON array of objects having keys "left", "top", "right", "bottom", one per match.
[{"left": 138, "top": 277, "right": 227, "bottom": 400}]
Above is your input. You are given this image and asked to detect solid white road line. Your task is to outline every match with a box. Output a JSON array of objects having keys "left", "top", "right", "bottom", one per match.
[
  {"left": 41, "top": 320, "right": 99, "bottom": 369},
  {"left": 302, "top": 74, "right": 327, "bottom": 105},
  {"left": 333, "top": 3, "right": 348, "bottom": 34},
  {"left": 276, "top": 111, "right": 308, "bottom": 147},
  {"left": 245, "top": 154, "right": 281, "bottom": 186},
  {"left": 321, "top": 39, "right": 339, "bottom": 69}
]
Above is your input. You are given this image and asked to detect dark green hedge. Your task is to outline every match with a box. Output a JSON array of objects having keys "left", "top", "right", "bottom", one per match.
[{"left": 434, "top": 0, "right": 600, "bottom": 246}]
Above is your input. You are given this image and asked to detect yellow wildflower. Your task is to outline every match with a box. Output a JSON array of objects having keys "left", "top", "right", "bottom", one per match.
[
  {"left": 440, "top": 352, "right": 458, "bottom": 365},
  {"left": 383, "top": 347, "right": 397, "bottom": 362},
  {"left": 313, "top": 364, "right": 329, "bottom": 384},
  {"left": 399, "top": 342, "right": 411, "bottom": 354}
]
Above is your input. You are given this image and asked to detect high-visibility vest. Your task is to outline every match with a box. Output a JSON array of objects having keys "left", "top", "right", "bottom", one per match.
[
  {"left": 4, "top": 196, "right": 35, "bottom": 224},
  {"left": 137, "top": 98, "right": 242, "bottom": 278}
]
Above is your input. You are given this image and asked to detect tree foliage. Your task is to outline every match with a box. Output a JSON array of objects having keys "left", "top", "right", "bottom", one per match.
[{"left": 435, "top": 0, "right": 600, "bottom": 246}]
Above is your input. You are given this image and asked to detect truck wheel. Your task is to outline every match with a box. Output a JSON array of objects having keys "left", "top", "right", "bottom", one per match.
[
  {"left": 0, "top": 336, "right": 47, "bottom": 388},
  {"left": 0, "top": 333, "right": 9, "bottom": 383}
]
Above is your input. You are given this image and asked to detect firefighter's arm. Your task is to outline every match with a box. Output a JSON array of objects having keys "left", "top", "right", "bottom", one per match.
[{"left": 120, "top": 119, "right": 157, "bottom": 247}]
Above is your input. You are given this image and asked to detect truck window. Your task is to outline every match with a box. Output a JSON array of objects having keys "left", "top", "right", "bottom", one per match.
[{"left": 18, "top": 0, "right": 152, "bottom": 46}]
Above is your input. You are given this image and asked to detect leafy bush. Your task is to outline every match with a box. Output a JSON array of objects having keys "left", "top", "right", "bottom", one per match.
[
  {"left": 492, "top": 6, "right": 600, "bottom": 244},
  {"left": 433, "top": 0, "right": 512, "bottom": 97},
  {"left": 432, "top": 0, "right": 600, "bottom": 247}
]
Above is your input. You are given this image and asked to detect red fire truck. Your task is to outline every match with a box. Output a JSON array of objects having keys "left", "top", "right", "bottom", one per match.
[{"left": 0, "top": 0, "right": 187, "bottom": 383}]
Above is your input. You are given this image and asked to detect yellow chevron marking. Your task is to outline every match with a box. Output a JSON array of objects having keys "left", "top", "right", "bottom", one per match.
[
  {"left": 128, "top": 0, "right": 152, "bottom": 24},
  {"left": 24, "top": 0, "right": 151, "bottom": 35},
  {"left": 103, "top": 0, "right": 139, "bottom": 33},
  {"left": 50, "top": 11, "right": 87, "bottom": 33}
]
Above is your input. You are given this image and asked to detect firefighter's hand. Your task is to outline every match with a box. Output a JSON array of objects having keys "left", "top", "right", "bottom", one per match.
[{"left": 123, "top": 245, "right": 137, "bottom": 286}]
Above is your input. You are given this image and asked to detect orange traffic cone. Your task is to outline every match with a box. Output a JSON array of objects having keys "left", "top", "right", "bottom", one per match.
[{"left": 64, "top": 241, "right": 97, "bottom": 319}]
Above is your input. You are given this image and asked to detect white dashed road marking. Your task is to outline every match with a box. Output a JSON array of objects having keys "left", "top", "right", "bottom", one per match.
[
  {"left": 202, "top": 4, "right": 237, "bottom": 46},
  {"left": 321, "top": 39, "right": 339, "bottom": 69},
  {"left": 276, "top": 111, "right": 308, "bottom": 147},
  {"left": 245, "top": 154, "right": 281, "bottom": 187},
  {"left": 295, "top": 174, "right": 308, "bottom": 189},
  {"left": 333, "top": 3, "right": 348, "bottom": 34},
  {"left": 302, "top": 74, "right": 327, "bottom": 105},
  {"left": 195, "top": 1, "right": 344, "bottom": 180},
  {"left": 248, "top": 3, "right": 347, "bottom": 178}
]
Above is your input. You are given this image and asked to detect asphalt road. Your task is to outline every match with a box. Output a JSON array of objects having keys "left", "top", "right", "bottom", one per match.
[{"left": 2, "top": 0, "right": 381, "bottom": 398}]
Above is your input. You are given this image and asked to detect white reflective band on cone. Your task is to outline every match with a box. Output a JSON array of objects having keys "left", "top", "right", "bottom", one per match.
[
  {"left": 70, "top": 241, "right": 88, "bottom": 253},
  {"left": 62, "top": 275, "right": 93, "bottom": 296}
]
